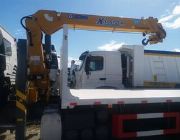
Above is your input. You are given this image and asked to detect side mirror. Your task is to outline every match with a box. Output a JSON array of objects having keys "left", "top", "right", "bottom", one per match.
[{"left": 85, "top": 56, "right": 90, "bottom": 75}]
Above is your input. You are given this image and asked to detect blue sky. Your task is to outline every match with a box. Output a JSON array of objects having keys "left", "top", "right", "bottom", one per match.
[{"left": 1, "top": 0, "right": 180, "bottom": 59}]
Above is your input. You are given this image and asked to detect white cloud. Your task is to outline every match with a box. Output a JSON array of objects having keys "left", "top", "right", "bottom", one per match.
[
  {"left": 97, "top": 40, "right": 125, "bottom": 51},
  {"left": 166, "top": 17, "right": 180, "bottom": 29},
  {"left": 159, "top": 4, "right": 180, "bottom": 29},
  {"left": 173, "top": 48, "right": 180, "bottom": 52},
  {"left": 159, "top": 15, "right": 174, "bottom": 23},
  {"left": 173, "top": 5, "right": 180, "bottom": 15}
]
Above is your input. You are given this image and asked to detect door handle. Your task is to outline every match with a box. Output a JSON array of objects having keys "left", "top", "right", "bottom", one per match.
[{"left": 99, "top": 78, "right": 106, "bottom": 80}]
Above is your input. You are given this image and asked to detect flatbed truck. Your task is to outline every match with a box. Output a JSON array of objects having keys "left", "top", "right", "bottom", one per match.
[{"left": 16, "top": 10, "right": 180, "bottom": 140}]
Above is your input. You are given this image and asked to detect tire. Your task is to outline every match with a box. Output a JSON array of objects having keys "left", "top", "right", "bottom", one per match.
[
  {"left": 0, "top": 85, "right": 8, "bottom": 107},
  {"left": 95, "top": 125, "right": 109, "bottom": 140},
  {"left": 28, "top": 101, "right": 44, "bottom": 121},
  {"left": 0, "top": 91, "right": 8, "bottom": 107},
  {"left": 80, "top": 129, "right": 94, "bottom": 140},
  {"left": 96, "top": 110, "right": 109, "bottom": 124},
  {"left": 64, "top": 130, "right": 79, "bottom": 140}
]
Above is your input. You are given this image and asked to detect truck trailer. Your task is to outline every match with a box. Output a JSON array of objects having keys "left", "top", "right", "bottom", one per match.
[{"left": 72, "top": 45, "right": 180, "bottom": 89}]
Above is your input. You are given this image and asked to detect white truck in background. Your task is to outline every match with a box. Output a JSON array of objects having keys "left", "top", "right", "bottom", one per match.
[
  {"left": 0, "top": 26, "right": 17, "bottom": 106},
  {"left": 72, "top": 45, "right": 180, "bottom": 89}
]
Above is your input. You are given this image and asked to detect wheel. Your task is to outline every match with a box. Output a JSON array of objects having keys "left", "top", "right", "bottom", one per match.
[
  {"left": 28, "top": 101, "right": 45, "bottom": 121},
  {"left": 0, "top": 85, "right": 8, "bottom": 107},
  {"left": 0, "top": 92, "right": 8, "bottom": 107},
  {"left": 64, "top": 130, "right": 79, "bottom": 140},
  {"left": 80, "top": 129, "right": 94, "bottom": 140},
  {"left": 95, "top": 125, "right": 109, "bottom": 140},
  {"left": 96, "top": 110, "right": 109, "bottom": 124}
]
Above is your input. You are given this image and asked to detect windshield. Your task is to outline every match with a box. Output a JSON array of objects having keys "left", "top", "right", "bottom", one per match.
[{"left": 78, "top": 51, "right": 89, "bottom": 71}]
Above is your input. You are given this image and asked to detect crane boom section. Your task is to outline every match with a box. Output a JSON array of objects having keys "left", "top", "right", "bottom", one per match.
[{"left": 31, "top": 10, "right": 166, "bottom": 44}]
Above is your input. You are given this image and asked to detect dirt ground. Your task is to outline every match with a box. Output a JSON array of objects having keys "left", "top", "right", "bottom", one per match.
[{"left": 0, "top": 124, "right": 40, "bottom": 140}]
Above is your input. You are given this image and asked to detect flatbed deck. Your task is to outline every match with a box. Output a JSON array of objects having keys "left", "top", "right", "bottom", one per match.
[{"left": 61, "top": 89, "right": 180, "bottom": 108}]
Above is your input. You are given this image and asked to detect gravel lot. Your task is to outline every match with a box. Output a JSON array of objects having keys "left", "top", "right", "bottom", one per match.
[{"left": 0, "top": 124, "right": 40, "bottom": 140}]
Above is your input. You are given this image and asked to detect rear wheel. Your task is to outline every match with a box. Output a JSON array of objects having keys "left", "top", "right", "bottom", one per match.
[
  {"left": 80, "top": 129, "right": 94, "bottom": 140},
  {"left": 96, "top": 110, "right": 109, "bottom": 124},
  {"left": 61, "top": 109, "right": 111, "bottom": 140},
  {"left": 64, "top": 130, "right": 79, "bottom": 140},
  {"left": 0, "top": 80, "right": 9, "bottom": 107},
  {"left": 95, "top": 125, "right": 109, "bottom": 140}
]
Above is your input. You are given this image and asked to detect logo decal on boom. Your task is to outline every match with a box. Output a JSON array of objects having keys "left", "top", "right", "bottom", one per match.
[{"left": 96, "top": 18, "right": 123, "bottom": 27}]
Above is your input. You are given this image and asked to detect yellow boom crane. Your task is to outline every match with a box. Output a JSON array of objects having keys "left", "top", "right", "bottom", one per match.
[
  {"left": 16, "top": 10, "right": 166, "bottom": 139},
  {"left": 20, "top": 10, "right": 166, "bottom": 103}
]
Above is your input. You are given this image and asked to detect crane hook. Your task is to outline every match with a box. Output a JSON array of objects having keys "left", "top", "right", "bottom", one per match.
[{"left": 142, "top": 38, "right": 149, "bottom": 46}]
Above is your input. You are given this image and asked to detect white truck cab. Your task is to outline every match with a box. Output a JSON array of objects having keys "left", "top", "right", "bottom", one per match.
[
  {"left": 74, "top": 45, "right": 144, "bottom": 89},
  {"left": 0, "top": 26, "right": 17, "bottom": 106},
  {"left": 75, "top": 51, "right": 123, "bottom": 89},
  {"left": 0, "top": 26, "right": 17, "bottom": 84}
]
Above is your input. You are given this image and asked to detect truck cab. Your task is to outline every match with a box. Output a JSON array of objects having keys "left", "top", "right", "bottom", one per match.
[
  {"left": 0, "top": 26, "right": 17, "bottom": 106},
  {"left": 75, "top": 51, "right": 123, "bottom": 89},
  {"left": 74, "top": 45, "right": 144, "bottom": 89},
  {"left": 0, "top": 26, "right": 17, "bottom": 84}
]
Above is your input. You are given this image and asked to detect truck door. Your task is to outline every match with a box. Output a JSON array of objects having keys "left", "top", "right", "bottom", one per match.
[
  {"left": 105, "top": 52, "right": 124, "bottom": 89},
  {"left": 82, "top": 54, "right": 105, "bottom": 88},
  {"left": 121, "top": 53, "right": 133, "bottom": 88}
]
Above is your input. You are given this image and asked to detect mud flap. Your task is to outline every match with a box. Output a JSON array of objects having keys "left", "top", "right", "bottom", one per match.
[{"left": 40, "top": 108, "right": 61, "bottom": 140}]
